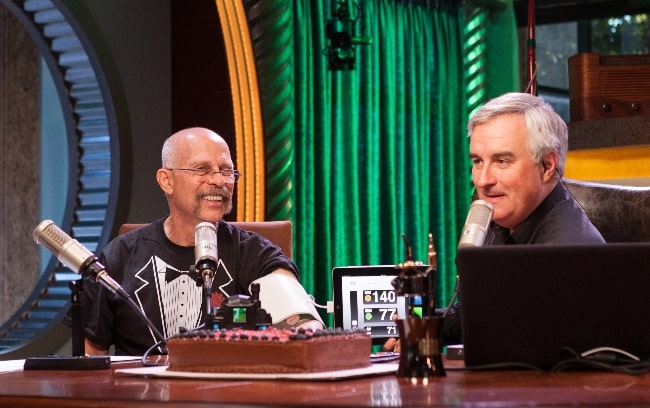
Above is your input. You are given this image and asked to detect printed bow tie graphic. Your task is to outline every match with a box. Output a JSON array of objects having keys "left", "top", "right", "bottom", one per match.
[{"left": 165, "top": 267, "right": 191, "bottom": 283}]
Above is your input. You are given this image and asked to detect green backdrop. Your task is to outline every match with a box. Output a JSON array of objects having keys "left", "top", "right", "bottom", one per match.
[{"left": 246, "top": 0, "right": 518, "bottom": 323}]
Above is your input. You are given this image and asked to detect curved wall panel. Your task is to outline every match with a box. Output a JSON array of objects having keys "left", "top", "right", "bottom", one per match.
[{"left": 0, "top": 0, "right": 119, "bottom": 358}]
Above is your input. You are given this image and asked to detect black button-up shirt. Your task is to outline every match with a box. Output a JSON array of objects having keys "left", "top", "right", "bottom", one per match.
[{"left": 489, "top": 182, "right": 606, "bottom": 245}]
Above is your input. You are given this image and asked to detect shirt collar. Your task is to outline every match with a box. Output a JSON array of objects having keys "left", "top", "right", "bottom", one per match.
[{"left": 495, "top": 182, "right": 564, "bottom": 245}]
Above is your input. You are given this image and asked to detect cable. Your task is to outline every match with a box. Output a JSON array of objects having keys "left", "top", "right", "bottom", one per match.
[
  {"left": 551, "top": 346, "right": 650, "bottom": 375},
  {"left": 141, "top": 339, "right": 169, "bottom": 367},
  {"left": 451, "top": 346, "right": 650, "bottom": 374},
  {"left": 442, "top": 275, "right": 460, "bottom": 319},
  {"left": 309, "top": 295, "right": 329, "bottom": 310},
  {"left": 551, "top": 358, "right": 650, "bottom": 375},
  {"left": 558, "top": 172, "right": 588, "bottom": 213},
  {"left": 452, "top": 362, "right": 545, "bottom": 372}
]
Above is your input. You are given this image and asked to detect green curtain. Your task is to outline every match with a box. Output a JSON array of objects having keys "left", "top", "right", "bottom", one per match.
[
  {"left": 287, "top": 0, "right": 470, "bottom": 322},
  {"left": 247, "top": 0, "right": 518, "bottom": 324},
  {"left": 464, "top": 1, "right": 519, "bottom": 120},
  {"left": 483, "top": 1, "right": 519, "bottom": 97}
]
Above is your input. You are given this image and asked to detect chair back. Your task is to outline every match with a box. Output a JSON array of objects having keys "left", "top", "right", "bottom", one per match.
[
  {"left": 118, "top": 221, "right": 293, "bottom": 258},
  {"left": 564, "top": 178, "right": 650, "bottom": 242}
]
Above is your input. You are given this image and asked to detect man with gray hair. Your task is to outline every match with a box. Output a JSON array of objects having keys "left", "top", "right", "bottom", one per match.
[
  {"left": 384, "top": 92, "right": 604, "bottom": 352},
  {"left": 468, "top": 92, "right": 604, "bottom": 244}
]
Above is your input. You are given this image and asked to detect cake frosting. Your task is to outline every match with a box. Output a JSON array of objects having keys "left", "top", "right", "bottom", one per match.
[{"left": 166, "top": 327, "right": 372, "bottom": 373}]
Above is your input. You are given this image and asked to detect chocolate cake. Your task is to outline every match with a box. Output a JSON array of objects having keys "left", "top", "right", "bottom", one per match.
[{"left": 166, "top": 327, "right": 372, "bottom": 373}]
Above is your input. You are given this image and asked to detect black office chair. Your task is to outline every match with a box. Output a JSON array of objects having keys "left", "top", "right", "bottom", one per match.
[{"left": 564, "top": 178, "right": 650, "bottom": 242}]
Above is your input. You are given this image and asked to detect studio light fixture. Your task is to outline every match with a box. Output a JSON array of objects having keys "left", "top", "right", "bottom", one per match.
[{"left": 324, "top": 0, "right": 371, "bottom": 71}]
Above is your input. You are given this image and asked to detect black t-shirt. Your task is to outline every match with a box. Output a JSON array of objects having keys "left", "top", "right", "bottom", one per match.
[{"left": 67, "top": 218, "right": 298, "bottom": 356}]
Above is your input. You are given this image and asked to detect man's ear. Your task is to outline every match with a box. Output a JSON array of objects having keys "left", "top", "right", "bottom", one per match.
[
  {"left": 541, "top": 151, "right": 558, "bottom": 180},
  {"left": 156, "top": 168, "right": 174, "bottom": 194}
]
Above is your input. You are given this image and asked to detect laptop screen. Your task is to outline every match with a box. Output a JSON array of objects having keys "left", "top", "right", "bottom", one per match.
[{"left": 331, "top": 265, "right": 410, "bottom": 345}]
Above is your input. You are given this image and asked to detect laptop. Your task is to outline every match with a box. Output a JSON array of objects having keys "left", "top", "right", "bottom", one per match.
[
  {"left": 332, "top": 265, "right": 413, "bottom": 345},
  {"left": 457, "top": 243, "right": 650, "bottom": 370}
]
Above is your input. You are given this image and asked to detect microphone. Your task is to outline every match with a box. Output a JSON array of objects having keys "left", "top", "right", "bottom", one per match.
[
  {"left": 194, "top": 222, "right": 219, "bottom": 287},
  {"left": 458, "top": 200, "right": 494, "bottom": 248},
  {"left": 33, "top": 220, "right": 129, "bottom": 300},
  {"left": 33, "top": 219, "right": 167, "bottom": 347},
  {"left": 443, "top": 200, "right": 495, "bottom": 329}
]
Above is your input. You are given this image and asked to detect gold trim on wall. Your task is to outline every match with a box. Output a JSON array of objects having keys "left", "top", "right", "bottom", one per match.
[
  {"left": 566, "top": 145, "right": 650, "bottom": 182},
  {"left": 215, "top": 0, "right": 265, "bottom": 220}
]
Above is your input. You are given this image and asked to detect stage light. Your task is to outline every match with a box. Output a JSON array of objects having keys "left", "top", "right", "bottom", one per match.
[{"left": 325, "top": 0, "right": 371, "bottom": 71}]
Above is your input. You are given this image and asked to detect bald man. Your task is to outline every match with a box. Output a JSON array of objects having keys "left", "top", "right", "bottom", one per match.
[{"left": 72, "top": 127, "right": 322, "bottom": 356}]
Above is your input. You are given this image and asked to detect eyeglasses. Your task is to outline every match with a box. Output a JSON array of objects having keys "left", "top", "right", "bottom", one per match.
[{"left": 167, "top": 166, "right": 241, "bottom": 183}]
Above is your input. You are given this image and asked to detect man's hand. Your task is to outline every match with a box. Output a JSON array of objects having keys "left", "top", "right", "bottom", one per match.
[
  {"left": 383, "top": 337, "right": 400, "bottom": 353},
  {"left": 84, "top": 338, "right": 110, "bottom": 356},
  {"left": 295, "top": 319, "right": 325, "bottom": 332}
]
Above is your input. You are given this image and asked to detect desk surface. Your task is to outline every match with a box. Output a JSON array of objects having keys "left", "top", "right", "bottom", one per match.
[{"left": 1, "top": 358, "right": 649, "bottom": 407}]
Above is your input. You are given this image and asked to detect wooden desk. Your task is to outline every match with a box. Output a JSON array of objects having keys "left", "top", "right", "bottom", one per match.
[{"left": 0, "top": 359, "right": 649, "bottom": 407}]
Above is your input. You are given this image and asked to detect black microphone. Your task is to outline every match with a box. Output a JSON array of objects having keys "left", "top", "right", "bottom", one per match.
[
  {"left": 33, "top": 220, "right": 130, "bottom": 300},
  {"left": 457, "top": 200, "right": 494, "bottom": 248},
  {"left": 194, "top": 222, "right": 218, "bottom": 287}
]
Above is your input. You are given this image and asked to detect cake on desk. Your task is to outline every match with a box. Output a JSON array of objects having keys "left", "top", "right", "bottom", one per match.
[{"left": 166, "top": 327, "right": 372, "bottom": 374}]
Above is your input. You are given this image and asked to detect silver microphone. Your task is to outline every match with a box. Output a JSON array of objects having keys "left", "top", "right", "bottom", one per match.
[
  {"left": 194, "top": 222, "right": 218, "bottom": 286},
  {"left": 458, "top": 200, "right": 494, "bottom": 248},
  {"left": 33, "top": 220, "right": 130, "bottom": 299}
]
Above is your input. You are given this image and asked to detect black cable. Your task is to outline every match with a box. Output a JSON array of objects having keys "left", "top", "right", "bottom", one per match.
[
  {"left": 551, "top": 346, "right": 650, "bottom": 375},
  {"left": 448, "top": 346, "right": 650, "bottom": 374},
  {"left": 141, "top": 340, "right": 169, "bottom": 367},
  {"left": 450, "top": 362, "right": 546, "bottom": 372},
  {"left": 119, "top": 295, "right": 168, "bottom": 366},
  {"left": 442, "top": 275, "right": 459, "bottom": 319},
  {"left": 558, "top": 172, "right": 589, "bottom": 213},
  {"left": 123, "top": 296, "right": 167, "bottom": 348},
  {"left": 551, "top": 358, "right": 650, "bottom": 374}
]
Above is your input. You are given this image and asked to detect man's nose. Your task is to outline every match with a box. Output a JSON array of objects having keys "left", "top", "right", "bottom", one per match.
[
  {"left": 474, "top": 166, "right": 495, "bottom": 187},
  {"left": 205, "top": 171, "right": 227, "bottom": 185}
]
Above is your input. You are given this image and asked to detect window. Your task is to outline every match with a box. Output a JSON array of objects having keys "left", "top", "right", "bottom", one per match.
[{"left": 515, "top": 1, "right": 649, "bottom": 122}]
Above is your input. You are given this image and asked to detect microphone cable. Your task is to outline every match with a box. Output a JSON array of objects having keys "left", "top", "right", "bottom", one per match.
[
  {"left": 442, "top": 274, "right": 460, "bottom": 319},
  {"left": 141, "top": 339, "right": 169, "bottom": 367}
]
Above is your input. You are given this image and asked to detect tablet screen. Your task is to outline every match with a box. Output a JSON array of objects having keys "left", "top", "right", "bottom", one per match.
[{"left": 332, "top": 265, "right": 409, "bottom": 345}]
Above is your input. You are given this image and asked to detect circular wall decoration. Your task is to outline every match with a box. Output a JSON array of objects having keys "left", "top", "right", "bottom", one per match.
[{"left": 0, "top": 0, "right": 119, "bottom": 358}]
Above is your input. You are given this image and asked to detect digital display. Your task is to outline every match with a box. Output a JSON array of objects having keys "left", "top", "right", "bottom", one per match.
[
  {"left": 364, "top": 325, "right": 399, "bottom": 337},
  {"left": 363, "top": 289, "right": 397, "bottom": 304},
  {"left": 333, "top": 265, "right": 430, "bottom": 345},
  {"left": 232, "top": 307, "right": 247, "bottom": 323},
  {"left": 338, "top": 271, "right": 407, "bottom": 343},
  {"left": 362, "top": 307, "right": 398, "bottom": 323}
]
